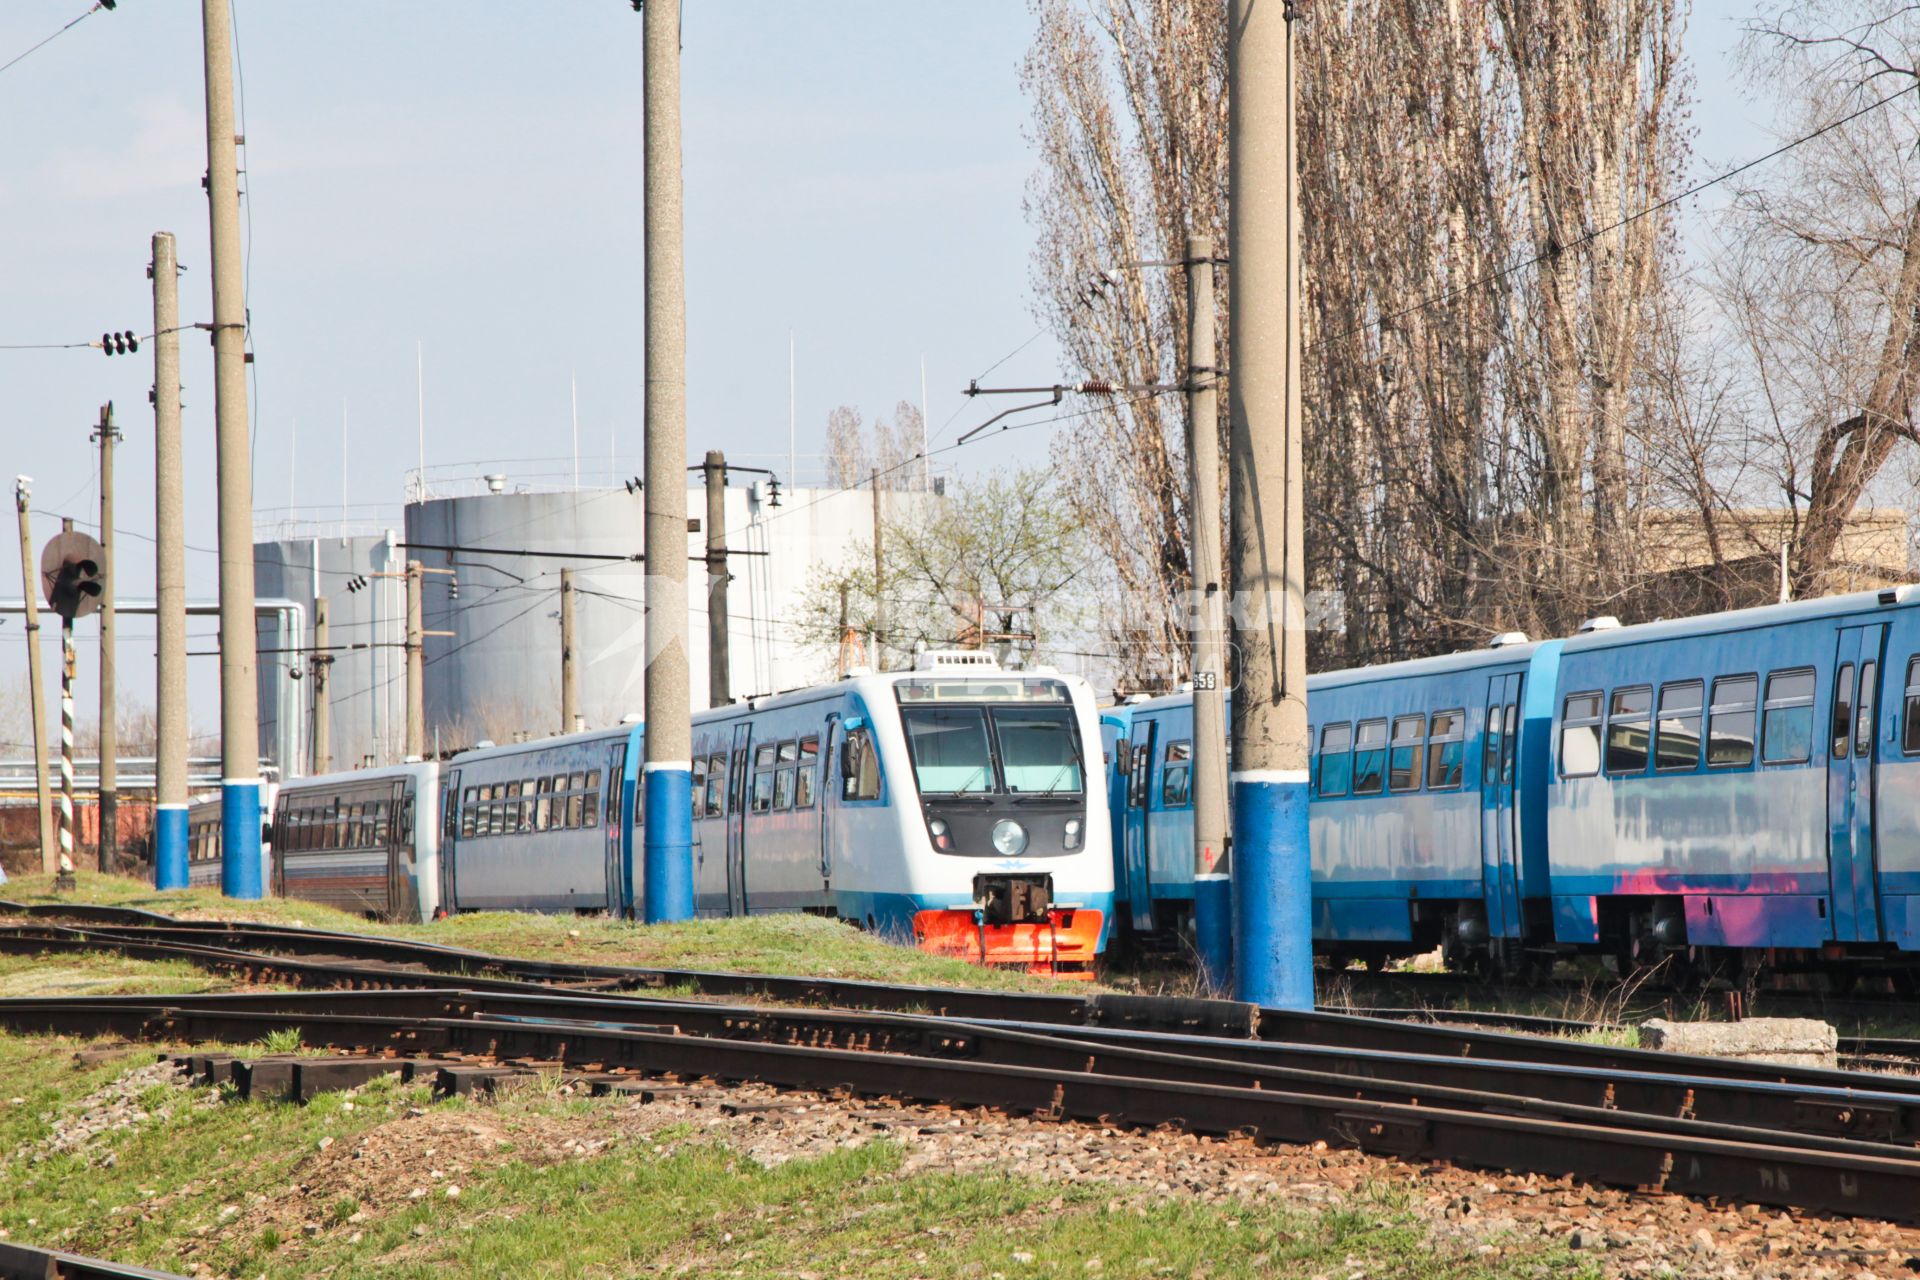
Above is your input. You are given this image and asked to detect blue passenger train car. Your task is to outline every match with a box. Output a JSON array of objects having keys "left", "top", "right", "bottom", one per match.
[{"left": 1546, "top": 586, "right": 1920, "bottom": 973}]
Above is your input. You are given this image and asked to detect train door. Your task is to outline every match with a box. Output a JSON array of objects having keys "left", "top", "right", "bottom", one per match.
[
  {"left": 819, "top": 713, "right": 841, "bottom": 882},
  {"left": 726, "top": 722, "right": 751, "bottom": 916},
  {"left": 1122, "top": 719, "right": 1157, "bottom": 930},
  {"left": 1828, "top": 624, "right": 1887, "bottom": 942},
  {"left": 1481, "top": 674, "right": 1523, "bottom": 939},
  {"left": 385, "top": 780, "right": 407, "bottom": 921},
  {"left": 440, "top": 768, "right": 461, "bottom": 914},
  {"left": 605, "top": 740, "right": 630, "bottom": 917}
]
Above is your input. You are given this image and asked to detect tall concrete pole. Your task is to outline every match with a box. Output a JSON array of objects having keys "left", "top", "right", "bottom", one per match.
[
  {"left": 559, "top": 568, "right": 579, "bottom": 732},
  {"left": 310, "top": 597, "right": 331, "bottom": 775},
  {"left": 93, "top": 402, "right": 120, "bottom": 873},
  {"left": 1186, "top": 234, "right": 1231, "bottom": 988},
  {"left": 201, "top": 0, "right": 262, "bottom": 899},
  {"left": 641, "top": 0, "right": 693, "bottom": 924},
  {"left": 151, "top": 232, "right": 189, "bottom": 890},
  {"left": 1227, "top": 0, "right": 1312, "bottom": 1008},
  {"left": 404, "top": 560, "right": 425, "bottom": 760},
  {"left": 870, "top": 468, "right": 885, "bottom": 671},
  {"left": 14, "top": 479, "right": 54, "bottom": 875},
  {"left": 703, "top": 451, "right": 729, "bottom": 707},
  {"left": 57, "top": 519, "right": 76, "bottom": 891}
]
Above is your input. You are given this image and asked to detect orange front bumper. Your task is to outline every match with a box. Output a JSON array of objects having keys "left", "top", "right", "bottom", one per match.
[{"left": 911, "top": 907, "right": 1104, "bottom": 979}]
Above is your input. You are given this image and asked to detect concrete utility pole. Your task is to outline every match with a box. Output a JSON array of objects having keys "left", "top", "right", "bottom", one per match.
[
  {"left": 13, "top": 479, "right": 54, "bottom": 875},
  {"left": 57, "top": 518, "right": 76, "bottom": 891},
  {"left": 93, "top": 403, "right": 120, "bottom": 873},
  {"left": 1186, "top": 234, "right": 1231, "bottom": 988},
  {"left": 641, "top": 0, "right": 693, "bottom": 924},
  {"left": 151, "top": 232, "right": 189, "bottom": 890},
  {"left": 559, "top": 568, "right": 579, "bottom": 732},
  {"left": 405, "top": 560, "right": 425, "bottom": 760},
  {"left": 1227, "top": 0, "right": 1312, "bottom": 1007},
  {"left": 310, "top": 597, "right": 331, "bottom": 775},
  {"left": 870, "top": 468, "right": 885, "bottom": 671},
  {"left": 201, "top": 0, "right": 262, "bottom": 899},
  {"left": 703, "top": 451, "right": 729, "bottom": 707}
]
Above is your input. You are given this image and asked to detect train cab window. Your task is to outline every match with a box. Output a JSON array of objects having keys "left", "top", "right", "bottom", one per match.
[
  {"left": 1317, "top": 722, "right": 1352, "bottom": 798},
  {"left": 1606, "top": 687, "right": 1652, "bottom": 776},
  {"left": 1161, "top": 740, "right": 1192, "bottom": 808},
  {"left": 1426, "top": 710, "right": 1465, "bottom": 790},
  {"left": 1655, "top": 681, "right": 1703, "bottom": 772},
  {"left": 796, "top": 738, "right": 819, "bottom": 808},
  {"left": 583, "top": 770, "right": 601, "bottom": 828},
  {"left": 843, "top": 729, "right": 882, "bottom": 801},
  {"left": 1832, "top": 663, "right": 1855, "bottom": 761},
  {"left": 1904, "top": 658, "right": 1920, "bottom": 754},
  {"left": 707, "top": 753, "right": 728, "bottom": 814},
  {"left": 1708, "top": 676, "right": 1757, "bottom": 767},
  {"left": 1352, "top": 719, "right": 1387, "bottom": 795},
  {"left": 691, "top": 759, "right": 707, "bottom": 818},
  {"left": 1762, "top": 668, "right": 1816, "bottom": 764},
  {"left": 1559, "top": 693, "right": 1602, "bottom": 777},
  {"left": 1388, "top": 716, "right": 1425, "bottom": 792},
  {"left": 1858, "top": 661, "right": 1878, "bottom": 758}
]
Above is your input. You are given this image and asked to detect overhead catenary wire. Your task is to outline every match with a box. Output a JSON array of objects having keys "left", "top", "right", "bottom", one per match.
[{"left": 0, "top": 2, "right": 108, "bottom": 81}]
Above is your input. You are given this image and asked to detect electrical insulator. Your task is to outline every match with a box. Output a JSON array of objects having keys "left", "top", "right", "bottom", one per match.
[
  {"left": 767, "top": 477, "right": 782, "bottom": 508},
  {"left": 100, "top": 330, "right": 139, "bottom": 357}
]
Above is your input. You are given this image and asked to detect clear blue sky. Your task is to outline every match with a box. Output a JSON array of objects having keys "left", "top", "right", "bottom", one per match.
[{"left": 0, "top": 0, "right": 1767, "bottom": 723}]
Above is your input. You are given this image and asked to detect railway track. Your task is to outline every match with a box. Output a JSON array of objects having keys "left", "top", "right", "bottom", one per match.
[
  {"left": 7, "top": 902, "right": 1920, "bottom": 1224},
  {"left": 0, "top": 1240, "right": 187, "bottom": 1279}
]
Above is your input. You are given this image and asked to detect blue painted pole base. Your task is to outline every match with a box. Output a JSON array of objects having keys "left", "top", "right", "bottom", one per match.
[
  {"left": 220, "top": 779, "right": 263, "bottom": 900},
  {"left": 154, "top": 804, "right": 189, "bottom": 890},
  {"left": 1230, "top": 769, "right": 1312, "bottom": 1009},
  {"left": 1193, "top": 873, "right": 1232, "bottom": 994},
  {"left": 642, "top": 765, "right": 693, "bottom": 924}
]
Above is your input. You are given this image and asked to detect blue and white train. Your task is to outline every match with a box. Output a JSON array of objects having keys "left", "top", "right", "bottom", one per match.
[
  {"left": 257, "top": 652, "right": 1114, "bottom": 976},
  {"left": 1107, "top": 586, "right": 1920, "bottom": 980}
]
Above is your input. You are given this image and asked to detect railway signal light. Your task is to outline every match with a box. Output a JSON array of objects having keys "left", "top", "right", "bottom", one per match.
[
  {"left": 98, "top": 330, "right": 139, "bottom": 357},
  {"left": 40, "top": 530, "right": 107, "bottom": 621}
]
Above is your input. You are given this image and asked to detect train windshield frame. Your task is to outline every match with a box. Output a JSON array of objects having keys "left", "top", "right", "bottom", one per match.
[{"left": 897, "top": 701, "right": 1085, "bottom": 799}]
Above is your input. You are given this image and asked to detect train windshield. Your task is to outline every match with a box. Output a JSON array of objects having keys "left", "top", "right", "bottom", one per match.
[{"left": 899, "top": 705, "right": 1084, "bottom": 797}]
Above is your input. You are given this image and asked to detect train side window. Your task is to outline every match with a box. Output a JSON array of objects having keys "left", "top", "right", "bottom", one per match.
[
  {"left": 1388, "top": 716, "right": 1425, "bottom": 792},
  {"left": 1832, "top": 663, "right": 1855, "bottom": 761},
  {"left": 1161, "top": 740, "right": 1192, "bottom": 808},
  {"left": 1426, "top": 710, "right": 1465, "bottom": 790},
  {"left": 707, "top": 753, "right": 728, "bottom": 814},
  {"left": 374, "top": 801, "right": 391, "bottom": 844},
  {"left": 1483, "top": 705, "right": 1503, "bottom": 784},
  {"left": 1559, "top": 693, "right": 1602, "bottom": 777},
  {"left": 1904, "top": 658, "right": 1920, "bottom": 753},
  {"left": 461, "top": 788, "right": 476, "bottom": 838},
  {"left": 773, "top": 766, "right": 795, "bottom": 810},
  {"left": 1317, "top": 722, "right": 1352, "bottom": 798},
  {"left": 1655, "top": 681, "right": 1703, "bottom": 772},
  {"left": 755, "top": 744, "right": 777, "bottom": 770},
  {"left": 1708, "top": 676, "right": 1757, "bottom": 767},
  {"left": 1762, "top": 668, "right": 1816, "bottom": 764},
  {"left": 752, "top": 771, "right": 775, "bottom": 812},
  {"left": 1858, "top": 661, "right": 1878, "bottom": 758},
  {"left": 1352, "top": 719, "right": 1387, "bottom": 795},
  {"left": 1606, "top": 686, "right": 1652, "bottom": 776},
  {"left": 843, "top": 730, "right": 881, "bottom": 801},
  {"left": 538, "top": 777, "right": 557, "bottom": 831},
  {"left": 778, "top": 739, "right": 799, "bottom": 763},
  {"left": 1128, "top": 735, "right": 1152, "bottom": 806},
  {"left": 583, "top": 769, "right": 601, "bottom": 828},
  {"left": 796, "top": 738, "right": 819, "bottom": 808}
]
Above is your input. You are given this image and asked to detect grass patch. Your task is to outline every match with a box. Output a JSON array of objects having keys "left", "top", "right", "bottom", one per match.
[
  {"left": 0, "top": 951, "right": 227, "bottom": 998},
  {"left": 0, "top": 873, "right": 1068, "bottom": 992},
  {"left": 0, "top": 1024, "right": 1599, "bottom": 1279}
]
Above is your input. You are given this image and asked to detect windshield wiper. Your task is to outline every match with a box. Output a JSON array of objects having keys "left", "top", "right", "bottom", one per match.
[{"left": 1012, "top": 761, "right": 1082, "bottom": 802}]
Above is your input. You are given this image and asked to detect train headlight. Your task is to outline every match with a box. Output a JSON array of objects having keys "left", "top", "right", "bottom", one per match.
[
  {"left": 1063, "top": 818, "right": 1082, "bottom": 850},
  {"left": 929, "top": 818, "right": 952, "bottom": 850},
  {"left": 991, "top": 819, "right": 1028, "bottom": 856}
]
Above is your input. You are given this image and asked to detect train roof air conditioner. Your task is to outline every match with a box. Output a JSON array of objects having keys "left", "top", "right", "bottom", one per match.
[
  {"left": 1577, "top": 615, "right": 1622, "bottom": 634},
  {"left": 914, "top": 649, "right": 1001, "bottom": 672},
  {"left": 1487, "top": 631, "right": 1530, "bottom": 648}
]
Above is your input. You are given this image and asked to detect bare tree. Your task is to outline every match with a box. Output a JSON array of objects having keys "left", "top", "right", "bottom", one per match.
[{"left": 1719, "top": 2, "right": 1920, "bottom": 596}]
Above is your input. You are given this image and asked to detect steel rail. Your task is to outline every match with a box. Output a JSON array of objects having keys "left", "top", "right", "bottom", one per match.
[
  {"left": 4, "top": 993, "right": 1918, "bottom": 1224},
  {"left": 0, "top": 1241, "right": 188, "bottom": 1279}
]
